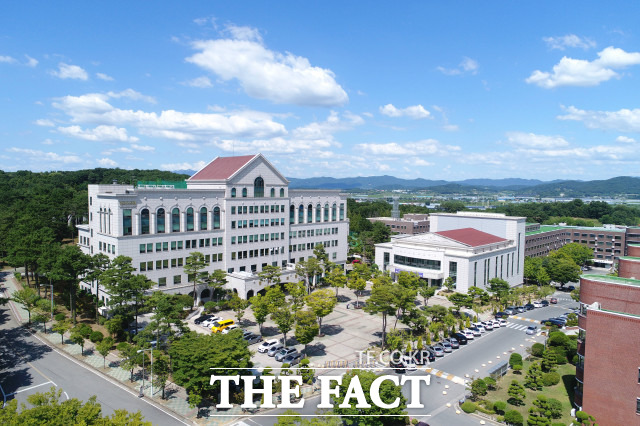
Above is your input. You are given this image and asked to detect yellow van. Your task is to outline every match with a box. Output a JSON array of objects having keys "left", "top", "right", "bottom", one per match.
[{"left": 211, "top": 319, "right": 235, "bottom": 333}]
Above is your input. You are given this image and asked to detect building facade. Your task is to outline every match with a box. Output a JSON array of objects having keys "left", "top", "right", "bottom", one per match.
[
  {"left": 374, "top": 212, "right": 526, "bottom": 293},
  {"left": 575, "top": 243, "right": 640, "bottom": 425},
  {"left": 368, "top": 213, "right": 430, "bottom": 235},
  {"left": 77, "top": 154, "right": 349, "bottom": 302}
]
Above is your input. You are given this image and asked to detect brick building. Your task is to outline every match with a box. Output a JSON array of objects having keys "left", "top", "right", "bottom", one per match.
[
  {"left": 575, "top": 243, "right": 640, "bottom": 425},
  {"left": 368, "top": 213, "right": 430, "bottom": 235}
]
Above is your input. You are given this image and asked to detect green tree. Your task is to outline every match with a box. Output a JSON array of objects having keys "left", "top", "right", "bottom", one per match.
[
  {"left": 313, "top": 244, "right": 330, "bottom": 274},
  {"left": 285, "top": 281, "right": 307, "bottom": 313},
  {"left": 296, "top": 258, "right": 322, "bottom": 294},
  {"left": 347, "top": 273, "right": 367, "bottom": 306},
  {"left": 543, "top": 253, "right": 581, "bottom": 288},
  {"left": 52, "top": 320, "right": 71, "bottom": 344},
  {"left": 557, "top": 242, "right": 593, "bottom": 266},
  {"left": 228, "top": 292, "right": 250, "bottom": 324},
  {"left": 184, "top": 251, "right": 206, "bottom": 307},
  {"left": 50, "top": 245, "right": 90, "bottom": 325},
  {"left": 326, "top": 265, "right": 347, "bottom": 298},
  {"left": 469, "top": 378, "right": 487, "bottom": 401},
  {"left": 448, "top": 292, "right": 471, "bottom": 313},
  {"left": 570, "top": 288, "right": 580, "bottom": 302},
  {"left": 265, "top": 284, "right": 287, "bottom": 311},
  {"left": 12, "top": 287, "right": 40, "bottom": 324},
  {"left": 524, "top": 257, "right": 543, "bottom": 284},
  {"left": 576, "top": 410, "right": 597, "bottom": 426},
  {"left": 305, "top": 288, "right": 337, "bottom": 336},
  {"left": 443, "top": 276, "right": 456, "bottom": 291},
  {"left": 70, "top": 324, "right": 91, "bottom": 356},
  {"left": 541, "top": 349, "right": 558, "bottom": 373},
  {"left": 272, "top": 304, "right": 295, "bottom": 346},
  {"left": 332, "top": 369, "right": 407, "bottom": 424},
  {"left": 87, "top": 253, "right": 110, "bottom": 322},
  {"left": 364, "top": 278, "right": 396, "bottom": 349},
  {"left": 294, "top": 309, "right": 319, "bottom": 355},
  {"left": 258, "top": 265, "right": 282, "bottom": 287},
  {"left": 207, "top": 269, "right": 228, "bottom": 300},
  {"left": 96, "top": 337, "right": 114, "bottom": 368},
  {"left": 527, "top": 395, "right": 563, "bottom": 425},
  {"left": 169, "top": 332, "right": 252, "bottom": 409},
  {"left": 504, "top": 409, "right": 524, "bottom": 426},
  {"left": 152, "top": 350, "right": 171, "bottom": 399},
  {"left": 488, "top": 278, "right": 510, "bottom": 302},
  {"left": 32, "top": 308, "right": 49, "bottom": 333},
  {"left": 118, "top": 341, "right": 142, "bottom": 382},
  {"left": 507, "top": 380, "right": 525, "bottom": 406},
  {"left": 249, "top": 293, "right": 270, "bottom": 334},
  {"left": 524, "top": 361, "right": 544, "bottom": 391},
  {"left": 104, "top": 316, "right": 125, "bottom": 339},
  {"left": 142, "top": 292, "right": 189, "bottom": 345},
  {"left": 417, "top": 283, "right": 436, "bottom": 307},
  {"left": 536, "top": 268, "right": 551, "bottom": 287}
]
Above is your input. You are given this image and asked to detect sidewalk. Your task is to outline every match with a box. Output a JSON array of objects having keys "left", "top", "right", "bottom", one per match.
[{"left": 1, "top": 272, "right": 249, "bottom": 425}]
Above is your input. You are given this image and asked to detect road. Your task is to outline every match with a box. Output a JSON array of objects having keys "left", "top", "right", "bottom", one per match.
[{"left": 0, "top": 283, "right": 188, "bottom": 425}]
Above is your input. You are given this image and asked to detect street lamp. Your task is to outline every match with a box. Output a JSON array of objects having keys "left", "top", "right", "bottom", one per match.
[
  {"left": 137, "top": 345, "right": 155, "bottom": 398},
  {"left": 48, "top": 283, "right": 54, "bottom": 321}
]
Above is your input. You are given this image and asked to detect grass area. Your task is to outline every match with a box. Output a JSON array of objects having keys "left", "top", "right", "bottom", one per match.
[{"left": 483, "top": 357, "right": 576, "bottom": 425}]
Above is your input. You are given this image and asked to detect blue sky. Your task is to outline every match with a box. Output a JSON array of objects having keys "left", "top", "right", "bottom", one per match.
[{"left": 1, "top": 1, "right": 640, "bottom": 181}]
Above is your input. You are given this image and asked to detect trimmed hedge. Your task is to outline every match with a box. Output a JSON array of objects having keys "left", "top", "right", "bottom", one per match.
[
  {"left": 54, "top": 313, "right": 66, "bottom": 321},
  {"left": 504, "top": 409, "right": 523, "bottom": 425},
  {"left": 509, "top": 353, "right": 522, "bottom": 367},
  {"left": 460, "top": 401, "right": 476, "bottom": 413},
  {"left": 542, "top": 371, "right": 561, "bottom": 386},
  {"left": 531, "top": 342, "right": 545, "bottom": 357},
  {"left": 89, "top": 330, "right": 104, "bottom": 343},
  {"left": 494, "top": 400, "right": 507, "bottom": 414}
]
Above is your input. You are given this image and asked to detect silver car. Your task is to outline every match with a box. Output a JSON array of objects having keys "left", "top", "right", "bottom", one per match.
[
  {"left": 439, "top": 341, "right": 453, "bottom": 353},
  {"left": 243, "top": 333, "right": 262, "bottom": 345},
  {"left": 275, "top": 347, "right": 298, "bottom": 361}
]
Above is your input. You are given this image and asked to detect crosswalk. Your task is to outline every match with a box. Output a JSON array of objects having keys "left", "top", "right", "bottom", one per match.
[{"left": 504, "top": 322, "right": 532, "bottom": 331}]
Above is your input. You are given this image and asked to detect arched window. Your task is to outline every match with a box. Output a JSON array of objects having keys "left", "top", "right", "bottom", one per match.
[
  {"left": 270, "top": 188, "right": 275, "bottom": 198},
  {"left": 186, "top": 207, "right": 194, "bottom": 231},
  {"left": 298, "top": 204, "right": 304, "bottom": 223},
  {"left": 316, "top": 204, "right": 321, "bottom": 223},
  {"left": 231, "top": 188, "right": 236, "bottom": 198},
  {"left": 280, "top": 188, "right": 285, "bottom": 197},
  {"left": 340, "top": 203, "right": 345, "bottom": 220},
  {"left": 332, "top": 203, "right": 337, "bottom": 221},
  {"left": 157, "top": 208, "right": 165, "bottom": 233},
  {"left": 290, "top": 205, "right": 295, "bottom": 224},
  {"left": 172, "top": 208, "right": 180, "bottom": 232},
  {"left": 242, "top": 188, "right": 247, "bottom": 198},
  {"left": 254, "top": 177, "right": 264, "bottom": 198},
  {"left": 307, "top": 204, "right": 313, "bottom": 223},
  {"left": 200, "top": 207, "right": 207, "bottom": 230},
  {"left": 213, "top": 207, "right": 221, "bottom": 229},
  {"left": 324, "top": 203, "right": 329, "bottom": 222},
  {"left": 141, "top": 208, "right": 150, "bottom": 234}
]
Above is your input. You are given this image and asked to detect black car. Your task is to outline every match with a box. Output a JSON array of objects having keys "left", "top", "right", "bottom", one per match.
[
  {"left": 543, "top": 318, "right": 565, "bottom": 327},
  {"left": 409, "top": 349, "right": 435, "bottom": 365},
  {"left": 451, "top": 332, "right": 468, "bottom": 345},
  {"left": 495, "top": 311, "right": 510, "bottom": 319},
  {"left": 390, "top": 359, "right": 406, "bottom": 372},
  {"left": 524, "top": 303, "right": 535, "bottom": 311},
  {"left": 193, "top": 314, "right": 212, "bottom": 324},
  {"left": 540, "top": 300, "right": 550, "bottom": 307}
]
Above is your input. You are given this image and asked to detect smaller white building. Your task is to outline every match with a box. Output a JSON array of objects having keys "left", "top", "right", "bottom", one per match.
[{"left": 375, "top": 212, "right": 526, "bottom": 293}]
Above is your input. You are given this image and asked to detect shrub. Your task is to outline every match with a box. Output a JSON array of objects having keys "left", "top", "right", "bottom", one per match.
[
  {"left": 531, "top": 342, "right": 545, "bottom": 357},
  {"left": 54, "top": 313, "right": 66, "bottom": 321},
  {"left": 548, "top": 331, "right": 568, "bottom": 347},
  {"left": 470, "top": 378, "right": 487, "bottom": 400},
  {"left": 15, "top": 272, "right": 22, "bottom": 281},
  {"left": 204, "top": 301, "right": 217, "bottom": 312},
  {"left": 496, "top": 415, "right": 504, "bottom": 423},
  {"left": 460, "top": 401, "right": 476, "bottom": 413},
  {"left": 89, "top": 330, "right": 104, "bottom": 343},
  {"left": 552, "top": 346, "right": 568, "bottom": 364},
  {"left": 512, "top": 364, "right": 523, "bottom": 374},
  {"left": 411, "top": 419, "right": 419, "bottom": 425},
  {"left": 572, "top": 354, "right": 579, "bottom": 365},
  {"left": 494, "top": 400, "right": 507, "bottom": 414},
  {"left": 551, "top": 423, "right": 565, "bottom": 426},
  {"left": 504, "top": 409, "right": 523, "bottom": 425},
  {"left": 509, "top": 353, "right": 523, "bottom": 367},
  {"left": 299, "top": 358, "right": 310, "bottom": 367},
  {"left": 483, "top": 376, "right": 497, "bottom": 390},
  {"left": 542, "top": 371, "right": 561, "bottom": 386}
]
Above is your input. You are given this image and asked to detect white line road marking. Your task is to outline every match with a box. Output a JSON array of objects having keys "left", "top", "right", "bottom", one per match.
[
  {"left": 64, "top": 391, "right": 69, "bottom": 400},
  {"left": 6, "top": 381, "right": 53, "bottom": 396}
]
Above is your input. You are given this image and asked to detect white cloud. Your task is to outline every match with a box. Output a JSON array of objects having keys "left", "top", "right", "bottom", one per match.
[
  {"left": 186, "top": 26, "right": 348, "bottom": 106},
  {"left": 543, "top": 35, "right": 596, "bottom": 50},
  {"left": 0, "top": 55, "right": 16, "bottom": 64},
  {"left": 35, "top": 119, "right": 55, "bottom": 127},
  {"left": 616, "top": 136, "right": 636, "bottom": 143},
  {"left": 443, "top": 124, "right": 459, "bottom": 132},
  {"left": 52, "top": 92, "right": 287, "bottom": 140},
  {"left": 558, "top": 105, "right": 640, "bottom": 132},
  {"left": 42, "top": 138, "right": 54, "bottom": 145},
  {"left": 506, "top": 132, "right": 570, "bottom": 149},
  {"left": 7, "top": 147, "right": 82, "bottom": 163},
  {"left": 97, "top": 158, "right": 118, "bottom": 167},
  {"left": 130, "top": 143, "right": 155, "bottom": 151},
  {"left": 437, "top": 57, "right": 479, "bottom": 76},
  {"left": 96, "top": 72, "right": 114, "bottom": 81},
  {"left": 50, "top": 63, "right": 89, "bottom": 80},
  {"left": 183, "top": 76, "right": 213, "bottom": 88},
  {"left": 379, "top": 104, "right": 431, "bottom": 119},
  {"left": 58, "top": 125, "right": 139, "bottom": 142},
  {"left": 526, "top": 46, "right": 640, "bottom": 88},
  {"left": 107, "top": 89, "right": 155, "bottom": 103},
  {"left": 356, "top": 139, "right": 461, "bottom": 156},
  {"left": 413, "top": 158, "right": 434, "bottom": 167},
  {"left": 160, "top": 160, "right": 207, "bottom": 171},
  {"left": 24, "top": 55, "right": 38, "bottom": 67}
]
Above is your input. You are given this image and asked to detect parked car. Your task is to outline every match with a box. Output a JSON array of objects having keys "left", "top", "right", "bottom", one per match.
[
  {"left": 412, "top": 349, "right": 435, "bottom": 364},
  {"left": 524, "top": 303, "right": 535, "bottom": 311},
  {"left": 467, "top": 328, "right": 481, "bottom": 337},
  {"left": 201, "top": 316, "right": 222, "bottom": 328},
  {"left": 401, "top": 355, "right": 417, "bottom": 371},
  {"left": 550, "top": 297, "right": 558, "bottom": 304},
  {"left": 244, "top": 333, "right": 262, "bottom": 345},
  {"left": 221, "top": 324, "right": 240, "bottom": 334},
  {"left": 461, "top": 330, "right": 475, "bottom": 340},
  {"left": 515, "top": 306, "right": 526, "bottom": 313},
  {"left": 543, "top": 318, "right": 565, "bottom": 327},
  {"left": 526, "top": 326, "right": 538, "bottom": 335},
  {"left": 481, "top": 321, "right": 493, "bottom": 331},
  {"left": 533, "top": 301, "right": 543, "bottom": 308},
  {"left": 258, "top": 338, "right": 280, "bottom": 353},
  {"left": 267, "top": 343, "right": 285, "bottom": 357},
  {"left": 451, "top": 332, "right": 468, "bottom": 345},
  {"left": 282, "top": 352, "right": 303, "bottom": 366},
  {"left": 439, "top": 341, "right": 453, "bottom": 353},
  {"left": 491, "top": 320, "right": 502, "bottom": 328},
  {"left": 211, "top": 319, "right": 234, "bottom": 333},
  {"left": 275, "top": 347, "right": 298, "bottom": 362},
  {"left": 472, "top": 323, "right": 486, "bottom": 333},
  {"left": 504, "top": 308, "right": 516, "bottom": 315},
  {"left": 566, "top": 285, "right": 576, "bottom": 291},
  {"left": 390, "top": 358, "right": 406, "bottom": 372},
  {"left": 443, "top": 337, "right": 459, "bottom": 349},
  {"left": 430, "top": 345, "right": 445, "bottom": 357},
  {"left": 495, "top": 311, "right": 510, "bottom": 319},
  {"left": 540, "top": 300, "right": 550, "bottom": 307},
  {"left": 194, "top": 314, "right": 212, "bottom": 324},
  {"left": 499, "top": 318, "right": 507, "bottom": 327}
]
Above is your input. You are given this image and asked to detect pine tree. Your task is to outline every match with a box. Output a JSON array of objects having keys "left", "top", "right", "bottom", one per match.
[
  {"left": 524, "top": 361, "right": 544, "bottom": 390},
  {"left": 542, "top": 349, "right": 557, "bottom": 373},
  {"left": 507, "top": 380, "right": 525, "bottom": 406}
]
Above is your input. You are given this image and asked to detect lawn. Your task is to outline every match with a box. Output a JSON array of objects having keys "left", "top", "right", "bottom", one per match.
[{"left": 482, "top": 357, "right": 576, "bottom": 425}]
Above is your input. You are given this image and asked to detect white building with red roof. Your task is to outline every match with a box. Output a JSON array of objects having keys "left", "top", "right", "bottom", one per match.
[
  {"left": 374, "top": 212, "right": 525, "bottom": 293},
  {"left": 78, "top": 154, "right": 349, "bottom": 303}
]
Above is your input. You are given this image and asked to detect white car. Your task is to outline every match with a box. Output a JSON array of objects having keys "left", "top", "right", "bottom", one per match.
[
  {"left": 481, "top": 321, "right": 494, "bottom": 331},
  {"left": 473, "top": 323, "right": 487, "bottom": 333},
  {"left": 257, "top": 338, "right": 280, "bottom": 353},
  {"left": 533, "top": 301, "right": 543, "bottom": 308},
  {"left": 221, "top": 324, "right": 240, "bottom": 334},
  {"left": 499, "top": 319, "right": 507, "bottom": 326},
  {"left": 461, "top": 330, "right": 475, "bottom": 340},
  {"left": 201, "top": 316, "right": 221, "bottom": 328},
  {"left": 491, "top": 320, "right": 502, "bottom": 328}
]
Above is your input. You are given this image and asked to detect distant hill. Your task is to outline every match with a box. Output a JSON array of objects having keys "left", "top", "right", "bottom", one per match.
[{"left": 519, "top": 176, "right": 640, "bottom": 197}]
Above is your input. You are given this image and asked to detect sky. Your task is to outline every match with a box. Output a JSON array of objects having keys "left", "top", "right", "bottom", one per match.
[{"left": 1, "top": 1, "right": 640, "bottom": 181}]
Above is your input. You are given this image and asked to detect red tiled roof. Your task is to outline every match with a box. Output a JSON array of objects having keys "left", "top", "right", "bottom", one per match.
[
  {"left": 435, "top": 228, "right": 507, "bottom": 247},
  {"left": 189, "top": 155, "right": 256, "bottom": 180}
]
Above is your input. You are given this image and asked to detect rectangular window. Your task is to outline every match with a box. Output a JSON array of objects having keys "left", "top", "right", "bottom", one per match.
[
  {"left": 232, "top": 252, "right": 237, "bottom": 260},
  {"left": 156, "top": 242, "right": 162, "bottom": 252},
  {"left": 637, "top": 398, "right": 640, "bottom": 414},
  {"left": 140, "top": 262, "right": 146, "bottom": 271},
  {"left": 218, "top": 253, "right": 223, "bottom": 261},
  {"left": 163, "top": 259, "right": 168, "bottom": 269},
  {"left": 147, "top": 261, "right": 153, "bottom": 271},
  {"left": 158, "top": 277, "right": 166, "bottom": 287},
  {"left": 217, "top": 237, "right": 222, "bottom": 245},
  {"left": 394, "top": 255, "right": 441, "bottom": 270},
  {"left": 474, "top": 262, "right": 477, "bottom": 286},
  {"left": 186, "top": 240, "right": 191, "bottom": 249},
  {"left": 173, "top": 275, "right": 181, "bottom": 284},
  {"left": 171, "top": 258, "right": 177, "bottom": 268},
  {"left": 156, "top": 260, "right": 162, "bottom": 270},
  {"left": 163, "top": 242, "right": 168, "bottom": 251},
  {"left": 231, "top": 206, "right": 236, "bottom": 214},
  {"left": 171, "top": 241, "right": 177, "bottom": 250},
  {"left": 231, "top": 221, "right": 236, "bottom": 229},
  {"left": 177, "top": 258, "right": 183, "bottom": 267},
  {"left": 140, "top": 244, "right": 146, "bottom": 253},
  {"left": 123, "top": 209, "right": 132, "bottom": 235}
]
